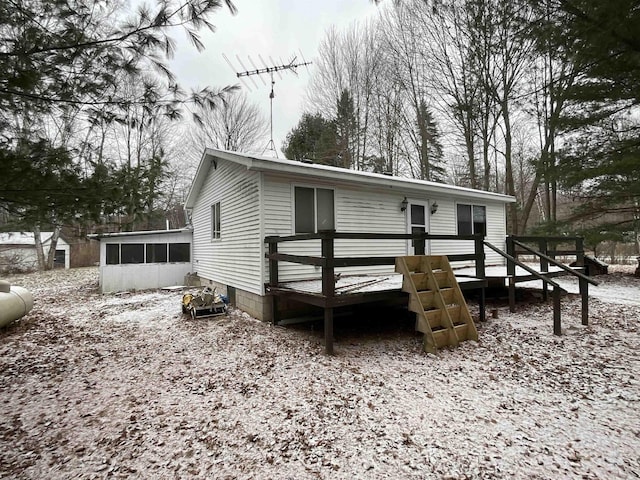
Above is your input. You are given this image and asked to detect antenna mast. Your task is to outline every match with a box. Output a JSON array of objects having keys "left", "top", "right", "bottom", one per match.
[{"left": 224, "top": 55, "right": 312, "bottom": 157}]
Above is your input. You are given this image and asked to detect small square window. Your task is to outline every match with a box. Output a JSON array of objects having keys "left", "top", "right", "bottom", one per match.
[
  {"left": 121, "top": 244, "right": 144, "bottom": 264},
  {"left": 146, "top": 243, "right": 167, "bottom": 263},
  {"left": 169, "top": 243, "right": 190, "bottom": 262},
  {"left": 106, "top": 244, "right": 120, "bottom": 265},
  {"left": 294, "top": 187, "right": 334, "bottom": 234},
  {"left": 457, "top": 204, "right": 486, "bottom": 236}
]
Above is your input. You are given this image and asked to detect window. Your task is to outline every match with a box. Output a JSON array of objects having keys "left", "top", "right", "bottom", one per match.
[
  {"left": 146, "top": 243, "right": 167, "bottom": 263},
  {"left": 106, "top": 244, "right": 120, "bottom": 265},
  {"left": 294, "top": 186, "right": 334, "bottom": 234},
  {"left": 120, "top": 243, "right": 144, "bottom": 264},
  {"left": 169, "top": 243, "right": 190, "bottom": 262},
  {"left": 211, "top": 202, "right": 221, "bottom": 239},
  {"left": 457, "top": 204, "right": 486, "bottom": 236}
]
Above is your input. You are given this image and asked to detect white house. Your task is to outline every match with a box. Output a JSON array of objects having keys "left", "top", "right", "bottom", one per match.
[
  {"left": 185, "top": 148, "right": 516, "bottom": 321},
  {"left": 94, "top": 229, "right": 192, "bottom": 293},
  {"left": 0, "top": 232, "right": 71, "bottom": 272}
]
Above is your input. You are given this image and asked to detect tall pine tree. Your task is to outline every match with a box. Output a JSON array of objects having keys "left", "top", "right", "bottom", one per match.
[{"left": 546, "top": 0, "right": 640, "bottom": 244}]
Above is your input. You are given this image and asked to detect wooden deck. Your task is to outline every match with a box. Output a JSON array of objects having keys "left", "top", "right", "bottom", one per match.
[
  {"left": 267, "top": 272, "right": 486, "bottom": 308},
  {"left": 264, "top": 232, "right": 598, "bottom": 354}
]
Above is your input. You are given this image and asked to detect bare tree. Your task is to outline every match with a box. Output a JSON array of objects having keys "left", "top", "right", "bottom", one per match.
[
  {"left": 305, "top": 21, "right": 383, "bottom": 170},
  {"left": 190, "top": 92, "right": 268, "bottom": 154}
]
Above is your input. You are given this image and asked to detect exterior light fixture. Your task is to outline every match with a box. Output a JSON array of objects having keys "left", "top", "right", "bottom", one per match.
[
  {"left": 430, "top": 201, "right": 439, "bottom": 214},
  {"left": 400, "top": 197, "right": 408, "bottom": 212}
]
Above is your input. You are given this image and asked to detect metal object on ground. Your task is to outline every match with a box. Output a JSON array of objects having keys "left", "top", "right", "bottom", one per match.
[
  {"left": 181, "top": 287, "right": 227, "bottom": 319},
  {"left": 0, "top": 280, "right": 34, "bottom": 328}
]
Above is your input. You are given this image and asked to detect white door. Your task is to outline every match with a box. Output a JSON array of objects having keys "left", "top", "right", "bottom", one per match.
[{"left": 407, "top": 200, "right": 430, "bottom": 255}]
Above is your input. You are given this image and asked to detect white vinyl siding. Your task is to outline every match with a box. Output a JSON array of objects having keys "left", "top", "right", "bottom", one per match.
[
  {"left": 98, "top": 230, "right": 192, "bottom": 293},
  {"left": 430, "top": 199, "right": 506, "bottom": 267},
  {"left": 191, "top": 160, "right": 262, "bottom": 294},
  {"left": 263, "top": 175, "right": 408, "bottom": 282}
]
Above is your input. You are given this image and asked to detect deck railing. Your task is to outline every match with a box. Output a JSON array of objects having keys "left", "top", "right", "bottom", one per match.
[
  {"left": 265, "top": 230, "right": 486, "bottom": 353},
  {"left": 507, "top": 235, "right": 585, "bottom": 275},
  {"left": 265, "top": 230, "right": 486, "bottom": 288},
  {"left": 504, "top": 235, "right": 599, "bottom": 333}
]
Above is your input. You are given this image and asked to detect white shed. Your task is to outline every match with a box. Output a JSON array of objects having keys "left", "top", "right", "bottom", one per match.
[
  {"left": 94, "top": 229, "right": 193, "bottom": 293},
  {"left": 185, "top": 149, "right": 516, "bottom": 321},
  {"left": 0, "top": 232, "right": 71, "bottom": 272}
]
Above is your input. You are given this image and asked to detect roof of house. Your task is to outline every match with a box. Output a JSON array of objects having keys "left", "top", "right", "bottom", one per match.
[
  {"left": 0, "top": 232, "right": 69, "bottom": 246},
  {"left": 88, "top": 228, "right": 192, "bottom": 240},
  {"left": 185, "top": 149, "right": 517, "bottom": 209}
]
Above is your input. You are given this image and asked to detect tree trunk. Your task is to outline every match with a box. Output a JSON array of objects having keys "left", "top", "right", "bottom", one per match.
[
  {"left": 33, "top": 226, "right": 46, "bottom": 271},
  {"left": 45, "top": 226, "right": 62, "bottom": 270},
  {"left": 502, "top": 100, "right": 517, "bottom": 234}
]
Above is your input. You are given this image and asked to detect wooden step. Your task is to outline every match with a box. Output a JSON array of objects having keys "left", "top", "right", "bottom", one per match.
[
  {"left": 453, "top": 323, "right": 469, "bottom": 340},
  {"left": 409, "top": 272, "right": 430, "bottom": 291},
  {"left": 424, "top": 309, "right": 445, "bottom": 329},
  {"left": 403, "top": 255, "right": 446, "bottom": 273},
  {"left": 433, "top": 271, "right": 451, "bottom": 288},
  {"left": 396, "top": 255, "right": 478, "bottom": 354},
  {"left": 439, "top": 288, "right": 456, "bottom": 305},
  {"left": 432, "top": 328, "right": 456, "bottom": 349},
  {"left": 446, "top": 305, "right": 462, "bottom": 324}
]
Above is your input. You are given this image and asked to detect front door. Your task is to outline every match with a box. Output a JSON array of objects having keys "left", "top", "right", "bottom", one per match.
[{"left": 407, "top": 201, "right": 429, "bottom": 255}]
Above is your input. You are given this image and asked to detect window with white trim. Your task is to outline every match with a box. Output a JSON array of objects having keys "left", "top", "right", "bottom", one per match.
[
  {"left": 294, "top": 186, "right": 334, "bottom": 234},
  {"left": 457, "top": 204, "right": 486, "bottom": 236},
  {"left": 211, "top": 202, "right": 221, "bottom": 239}
]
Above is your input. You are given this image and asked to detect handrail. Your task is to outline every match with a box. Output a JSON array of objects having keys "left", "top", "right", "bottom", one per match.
[
  {"left": 484, "top": 241, "right": 565, "bottom": 291},
  {"left": 265, "top": 231, "right": 485, "bottom": 277},
  {"left": 265, "top": 232, "right": 480, "bottom": 243},
  {"left": 511, "top": 235, "right": 583, "bottom": 242},
  {"left": 513, "top": 240, "right": 600, "bottom": 286}
]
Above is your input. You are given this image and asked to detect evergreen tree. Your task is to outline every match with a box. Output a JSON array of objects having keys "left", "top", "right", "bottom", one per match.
[
  {"left": 416, "top": 101, "right": 446, "bottom": 182},
  {"left": 335, "top": 89, "right": 358, "bottom": 169},
  {"left": 282, "top": 113, "right": 339, "bottom": 166},
  {"left": 545, "top": 0, "right": 640, "bottom": 240},
  {"left": 0, "top": 0, "right": 236, "bottom": 268}
]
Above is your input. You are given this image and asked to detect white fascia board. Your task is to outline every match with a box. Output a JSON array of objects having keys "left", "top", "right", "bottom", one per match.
[
  {"left": 88, "top": 228, "right": 193, "bottom": 240},
  {"left": 243, "top": 156, "right": 516, "bottom": 204},
  {"left": 188, "top": 148, "right": 516, "bottom": 208}
]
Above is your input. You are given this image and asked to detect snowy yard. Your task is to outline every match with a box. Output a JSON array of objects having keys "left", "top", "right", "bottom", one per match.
[{"left": 1, "top": 266, "right": 639, "bottom": 479}]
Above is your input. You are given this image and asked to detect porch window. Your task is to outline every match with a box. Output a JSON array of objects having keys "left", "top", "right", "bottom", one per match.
[
  {"left": 169, "top": 243, "right": 190, "bottom": 262},
  {"left": 294, "top": 187, "right": 334, "bottom": 234},
  {"left": 106, "top": 244, "right": 119, "bottom": 265},
  {"left": 211, "top": 202, "right": 221, "bottom": 239},
  {"left": 121, "top": 243, "right": 145, "bottom": 264},
  {"left": 146, "top": 243, "right": 167, "bottom": 263},
  {"left": 457, "top": 204, "right": 486, "bottom": 236}
]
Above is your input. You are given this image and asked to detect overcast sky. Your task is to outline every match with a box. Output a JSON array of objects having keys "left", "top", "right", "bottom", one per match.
[{"left": 168, "top": 1, "right": 380, "bottom": 157}]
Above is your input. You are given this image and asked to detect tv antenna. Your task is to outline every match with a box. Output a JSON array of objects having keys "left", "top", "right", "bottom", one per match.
[{"left": 223, "top": 53, "right": 312, "bottom": 157}]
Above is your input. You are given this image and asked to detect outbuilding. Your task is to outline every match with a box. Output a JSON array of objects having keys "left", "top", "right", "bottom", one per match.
[
  {"left": 93, "top": 228, "right": 192, "bottom": 293},
  {"left": 0, "top": 231, "right": 71, "bottom": 272},
  {"left": 185, "top": 149, "right": 516, "bottom": 321}
]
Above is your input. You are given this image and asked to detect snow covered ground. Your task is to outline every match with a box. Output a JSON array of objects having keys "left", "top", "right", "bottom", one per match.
[{"left": 1, "top": 266, "right": 639, "bottom": 479}]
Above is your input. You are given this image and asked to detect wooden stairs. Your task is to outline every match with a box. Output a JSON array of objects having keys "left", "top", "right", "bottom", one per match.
[{"left": 395, "top": 255, "right": 478, "bottom": 354}]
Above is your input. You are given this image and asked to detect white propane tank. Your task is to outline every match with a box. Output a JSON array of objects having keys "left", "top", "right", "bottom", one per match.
[{"left": 0, "top": 280, "right": 34, "bottom": 328}]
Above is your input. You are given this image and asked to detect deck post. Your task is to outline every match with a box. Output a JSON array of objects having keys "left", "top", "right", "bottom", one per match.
[
  {"left": 268, "top": 241, "right": 280, "bottom": 325},
  {"left": 321, "top": 230, "right": 336, "bottom": 354},
  {"left": 579, "top": 277, "right": 589, "bottom": 326},
  {"left": 474, "top": 234, "right": 486, "bottom": 321},
  {"left": 506, "top": 236, "right": 515, "bottom": 276},
  {"left": 553, "top": 286, "right": 561, "bottom": 335},
  {"left": 539, "top": 238, "right": 549, "bottom": 301},
  {"left": 506, "top": 236, "right": 516, "bottom": 312},
  {"left": 576, "top": 237, "right": 585, "bottom": 267},
  {"left": 508, "top": 276, "right": 516, "bottom": 313}
]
